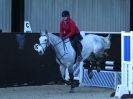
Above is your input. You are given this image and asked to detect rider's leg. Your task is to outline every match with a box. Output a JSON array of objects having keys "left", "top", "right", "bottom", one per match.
[
  {"left": 70, "top": 40, "right": 82, "bottom": 60},
  {"left": 69, "top": 33, "right": 82, "bottom": 59},
  {"left": 76, "top": 41, "right": 83, "bottom": 60}
]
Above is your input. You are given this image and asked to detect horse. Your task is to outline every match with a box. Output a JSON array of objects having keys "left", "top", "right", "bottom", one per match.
[{"left": 34, "top": 31, "right": 111, "bottom": 92}]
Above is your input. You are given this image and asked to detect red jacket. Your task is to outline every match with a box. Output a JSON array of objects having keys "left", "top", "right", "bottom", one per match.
[{"left": 60, "top": 17, "right": 80, "bottom": 38}]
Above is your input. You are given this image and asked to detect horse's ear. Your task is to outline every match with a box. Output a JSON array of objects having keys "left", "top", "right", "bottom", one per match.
[
  {"left": 40, "top": 30, "right": 46, "bottom": 36},
  {"left": 39, "top": 29, "right": 48, "bottom": 36}
]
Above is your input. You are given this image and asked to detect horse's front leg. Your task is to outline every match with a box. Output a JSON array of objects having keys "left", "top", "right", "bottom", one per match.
[
  {"left": 56, "top": 58, "right": 70, "bottom": 85},
  {"left": 59, "top": 65, "right": 71, "bottom": 85},
  {"left": 67, "top": 65, "right": 75, "bottom": 92},
  {"left": 67, "top": 64, "right": 74, "bottom": 83}
]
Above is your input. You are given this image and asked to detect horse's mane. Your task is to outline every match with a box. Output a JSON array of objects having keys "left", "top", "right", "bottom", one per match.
[
  {"left": 47, "top": 33, "right": 70, "bottom": 45},
  {"left": 48, "top": 33, "right": 61, "bottom": 41}
]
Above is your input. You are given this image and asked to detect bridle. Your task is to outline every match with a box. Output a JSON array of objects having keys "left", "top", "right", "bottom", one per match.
[{"left": 39, "top": 35, "right": 69, "bottom": 59}]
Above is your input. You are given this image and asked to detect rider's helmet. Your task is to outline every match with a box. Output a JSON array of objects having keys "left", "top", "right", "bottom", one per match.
[{"left": 62, "top": 10, "right": 70, "bottom": 17}]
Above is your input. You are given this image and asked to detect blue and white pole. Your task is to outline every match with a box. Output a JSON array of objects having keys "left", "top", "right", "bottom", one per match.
[{"left": 115, "top": 31, "right": 133, "bottom": 98}]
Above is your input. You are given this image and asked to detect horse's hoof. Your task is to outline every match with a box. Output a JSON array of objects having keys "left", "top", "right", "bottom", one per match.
[
  {"left": 64, "top": 80, "right": 71, "bottom": 85},
  {"left": 71, "top": 83, "right": 75, "bottom": 88},
  {"left": 88, "top": 68, "right": 92, "bottom": 73},
  {"left": 72, "top": 80, "right": 79, "bottom": 88},
  {"left": 70, "top": 80, "right": 79, "bottom": 88},
  {"left": 88, "top": 72, "right": 93, "bottom": 79},
  {"left": 110, "top": 92, "right": 115, "bottom": 97},
  {"left": 88, "top": 68, "right": 93, "bottom": 79},
  {"left": 97, "top": 66, "right": 101, "bottom": 72},
  {"left": 83, "top": 63, "right": 90, "bottom": 68}
]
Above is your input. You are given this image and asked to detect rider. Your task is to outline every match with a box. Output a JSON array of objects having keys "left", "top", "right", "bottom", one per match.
[{"left": 59, "top": 10, "right": 83, "bottom": 60}]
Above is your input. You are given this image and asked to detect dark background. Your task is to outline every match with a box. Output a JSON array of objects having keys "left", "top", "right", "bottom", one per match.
[{"left": 0, "top": 33, "right": 61, "bottom": 87}]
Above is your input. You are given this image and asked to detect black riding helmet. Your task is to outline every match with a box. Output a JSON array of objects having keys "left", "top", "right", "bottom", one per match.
[{"left": 62, "top": 10, "right": 70, "bottom": 17}]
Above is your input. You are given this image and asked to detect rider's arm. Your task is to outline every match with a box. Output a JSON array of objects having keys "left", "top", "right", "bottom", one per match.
[{"left": 60, "top": 21, "right": 64, "bottom": 37}]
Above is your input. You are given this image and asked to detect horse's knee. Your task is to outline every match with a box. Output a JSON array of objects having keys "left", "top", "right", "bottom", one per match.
[{"left": 68, "top": 65, "right": 73, "bottom": 73}]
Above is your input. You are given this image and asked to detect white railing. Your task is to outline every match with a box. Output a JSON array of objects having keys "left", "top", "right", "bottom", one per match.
[{"left": 80, "top": 31, "right": 121, "bottom": 34}]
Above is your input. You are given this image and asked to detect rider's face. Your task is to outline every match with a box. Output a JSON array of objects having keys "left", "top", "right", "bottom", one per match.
[{"left": 62, "top": 17, "right": 68, "bottom": 21}]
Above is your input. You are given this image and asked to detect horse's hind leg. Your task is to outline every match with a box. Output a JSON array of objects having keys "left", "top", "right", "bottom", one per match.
[{"left": 83, "top": 59, "right": 94, "bottom": 79}]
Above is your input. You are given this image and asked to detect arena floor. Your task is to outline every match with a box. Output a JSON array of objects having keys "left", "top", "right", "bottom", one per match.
[{"left": 0, "top": 85, "right": 119, "bottom": 99}]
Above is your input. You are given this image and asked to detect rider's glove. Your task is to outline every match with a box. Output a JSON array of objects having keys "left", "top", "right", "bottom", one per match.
[{"left": 62, "top": 36, "right": 67, "bottom": 40}]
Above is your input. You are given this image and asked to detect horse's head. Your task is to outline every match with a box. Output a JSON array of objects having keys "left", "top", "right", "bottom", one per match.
[{"left": 34, "top": 31, "right": 49, "bottom": 55}]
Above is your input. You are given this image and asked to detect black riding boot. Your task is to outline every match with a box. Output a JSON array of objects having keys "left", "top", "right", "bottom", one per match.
[
  {"left": 77, "top": 50, "right": 82, "bottom": 61},
  {"left": 76, "top": 41, "right": 82, "bottom": 61}
]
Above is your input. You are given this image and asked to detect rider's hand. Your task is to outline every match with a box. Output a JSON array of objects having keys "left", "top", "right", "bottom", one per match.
[{"left": 62, "top": 36, "right": 67, "bottom": 40}]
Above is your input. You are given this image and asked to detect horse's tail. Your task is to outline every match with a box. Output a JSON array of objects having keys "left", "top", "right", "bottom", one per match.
[
  {"left": 106, "top": 34, "right": 111, "bottom": 41},
  {"left": 104, "top": 34, "right": 111, "bottom": 49}
]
